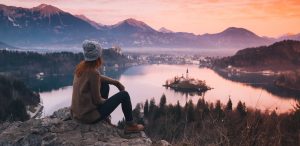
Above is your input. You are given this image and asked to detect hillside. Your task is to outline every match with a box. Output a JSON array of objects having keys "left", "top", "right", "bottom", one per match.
[
  {"left": 0, "top": 75, "right": 40, "bottom": 122},
  {"left": 214, "top": 40, "right": 300, "bottom": 71},
  {"left": 121, "top": 95, "right": 300, "bottom": 145},
  {"left": 0, "top": 48, "right": 131, "bottom": 78},
  {"left": 0, "top": 41, "right": 17, "bottom": 49},
  {"left": 213, "top": 40, "right": 300, "bottom": 91}
]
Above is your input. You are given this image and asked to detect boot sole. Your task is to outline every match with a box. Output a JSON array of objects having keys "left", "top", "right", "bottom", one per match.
[{"left": 124, "top": 130, "right": 143, "bottom": 134}]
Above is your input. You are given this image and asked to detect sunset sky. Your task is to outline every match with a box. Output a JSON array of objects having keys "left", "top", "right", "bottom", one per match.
[{"left": 1, "top": 0, "right": 300, "bottom": 37}]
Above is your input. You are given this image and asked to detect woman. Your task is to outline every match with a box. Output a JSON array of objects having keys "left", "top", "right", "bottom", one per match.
[{"left": 71, "top": 40, "right": 144, "bottom": 133}]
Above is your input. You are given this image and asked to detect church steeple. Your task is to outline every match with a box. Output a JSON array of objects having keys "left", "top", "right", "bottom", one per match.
[{"left": 186, "top": 68, "right": 189, "bottom": 79}]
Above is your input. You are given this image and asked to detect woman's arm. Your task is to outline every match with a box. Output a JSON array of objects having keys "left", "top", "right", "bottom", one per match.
[
  {"left": 90, "top": 72, "right": 106, "bottom": 105},
  {"left": 99, "top": 75, "right": 118, "bottom": 84},
  {"left": 100, "top": 75, "right": 125, "bottom": 91}
]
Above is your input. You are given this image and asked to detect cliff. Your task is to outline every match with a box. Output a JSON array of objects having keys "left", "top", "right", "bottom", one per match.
[{"left": 0, "top": 107, "right": 170, "bottom": 146}]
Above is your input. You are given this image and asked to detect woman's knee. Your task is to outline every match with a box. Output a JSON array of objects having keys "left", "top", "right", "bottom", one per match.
[
  {"left": 119, "top": 91, "right": 130, "bottom": 100},
  {"left": 120, "top": 90, "right": 129, "bottom": 97}
]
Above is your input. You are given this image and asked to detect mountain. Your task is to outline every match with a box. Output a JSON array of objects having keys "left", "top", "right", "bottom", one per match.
[
  {"left": 0, "top": 4, "right": 277, "bottom": 49},
  {"left": 75, "top": 14, "right": 104, "bottom": 29},
  {"left": 199, "top": 27, "right": 274, "bottom": 49},
  {"left": 0, "top": 4, "right": 97, "bottom": 46},
  {"left": 278, "top": 33, "right": 300, "bottom": 41},
  {"left": 0, "top": 41, "right": 17, "bottom": 49},
  {"left": 214, "top": 40, "right": 300, "bottom": 71},
  {"left": 159, "top": 27, "right": 173, "bottom": 33},
  {"left": 31, "top": 4, "right": 63, "bottom": 16},
  {"left": 109, "top": 18, "right": 157, "bottom": 34}
]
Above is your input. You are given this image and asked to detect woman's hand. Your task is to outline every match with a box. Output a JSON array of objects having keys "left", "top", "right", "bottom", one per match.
[{"left": 115, "top": 81, "right": 125, "bottom": 91}]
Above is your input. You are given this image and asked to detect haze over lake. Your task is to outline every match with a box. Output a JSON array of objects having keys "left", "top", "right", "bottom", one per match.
[{"left": 39, "top": 64, "right": 297, "bottom": 124}]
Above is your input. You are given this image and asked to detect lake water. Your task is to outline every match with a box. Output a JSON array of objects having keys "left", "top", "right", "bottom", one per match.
[{"left": 39, "top": 64, "right": 297, "bottom": 124}]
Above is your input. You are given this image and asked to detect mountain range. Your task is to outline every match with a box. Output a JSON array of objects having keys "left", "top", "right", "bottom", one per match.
[{"left": 0, "top": 4, "right": 299, "bottom": 49}]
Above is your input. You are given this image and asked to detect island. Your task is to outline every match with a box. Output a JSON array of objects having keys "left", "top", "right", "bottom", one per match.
[{"left": 163, "top": 69, "right": 212, "bottom": 93}]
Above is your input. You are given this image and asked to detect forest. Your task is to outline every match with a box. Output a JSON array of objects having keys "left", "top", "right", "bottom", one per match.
[
  {"left": 119, "top": 94, "right": 300, "bottom": 146},
  {"left": 0, "top": 75, "right": 40, "bottom": 122},
  {"left": 0, "top": 49, "right": 131, "bottom": 78}
]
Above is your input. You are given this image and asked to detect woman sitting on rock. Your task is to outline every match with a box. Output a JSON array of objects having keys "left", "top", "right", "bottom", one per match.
[{"left": 71, "top": 40, "right": 144, "bottom": 133}]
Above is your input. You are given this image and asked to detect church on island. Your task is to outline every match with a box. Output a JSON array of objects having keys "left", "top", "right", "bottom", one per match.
[{"left": 163, "top": 68, "right": 211, "bottom": 93}]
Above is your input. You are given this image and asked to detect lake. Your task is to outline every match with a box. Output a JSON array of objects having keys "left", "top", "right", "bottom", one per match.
[{"left": 38, "top": 64, "right": 297, "bottom": 124}]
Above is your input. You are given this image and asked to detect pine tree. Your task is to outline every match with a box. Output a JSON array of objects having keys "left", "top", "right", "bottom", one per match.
[
  {"left": 214, "top": 100, "right": 224, "bottom": 118},
  {"left": 175, "top": 101, "right": 182, "bottom": 122},
  {"left": 133, "top": 103, "right": 144, "bottom": 124},
  {"left": 149, "top": 98, "right": 156, "bottom": 114},
  {"left": 133, "top": 103, "right": 142, "bottom": 118},
  {"left": 196, "top": 98, "right": 205, "bottom": 110},
  {"left": 186, "top": 100, "right": 195, "bottom": 122},
  {"left": 226, "top": 98, "right": 233, "bottom": 111},
  {"left": 144, "top": 100, "right": 149, "bottom": 117},
  {"left": 159, "top": 94, "right": 167, "bottom": 108},
  {"left": 236, "top": 101, "right": 247, "bottom": 117}
]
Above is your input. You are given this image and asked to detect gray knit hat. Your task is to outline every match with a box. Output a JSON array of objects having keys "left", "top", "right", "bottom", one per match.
[{"left": 82, "top": 40, "right": 102, "bottom": 61}]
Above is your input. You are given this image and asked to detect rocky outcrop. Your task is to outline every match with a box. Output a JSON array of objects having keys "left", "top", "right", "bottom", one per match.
[{"left": 0, "top": 107, "right": 155, "bottom": 146}]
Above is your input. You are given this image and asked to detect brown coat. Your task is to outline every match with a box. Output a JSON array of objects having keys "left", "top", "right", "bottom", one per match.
[{"left": 71, "top": 69, "right": 106, "bottom": 124}]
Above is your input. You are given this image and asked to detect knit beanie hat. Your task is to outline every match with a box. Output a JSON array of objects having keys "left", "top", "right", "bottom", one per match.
[{"left": 82, "top": 40, "right": 102, "bottom": 61}]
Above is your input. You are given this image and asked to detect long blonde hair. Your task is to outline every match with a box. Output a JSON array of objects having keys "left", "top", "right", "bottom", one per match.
[{"left": 75, "top": 57, "right": 102, "bottom": 77}]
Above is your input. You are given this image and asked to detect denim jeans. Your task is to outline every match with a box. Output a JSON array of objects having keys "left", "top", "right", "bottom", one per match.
[{"left": 96, "top": 83, "right": 133, "bottom": 122}]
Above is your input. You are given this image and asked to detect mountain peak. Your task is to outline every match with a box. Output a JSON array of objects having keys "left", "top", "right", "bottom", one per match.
[
  {"left": 122, "top": 18, "right": 148, "bottom": 27},
  {"left": 224, "top": 27, "right": 250, "bottom": 32},
  {"left": 32, "top": 4, "right": 63, "bottom": 16},
  {"left": 159, "top": 27, "right": 173, "bottom": 33},
  {"left": 112, "top": 18, "right": 155, "bottom": 32},
  {"left": 220, "top": 27, "right": 258, "bottom": 37}
]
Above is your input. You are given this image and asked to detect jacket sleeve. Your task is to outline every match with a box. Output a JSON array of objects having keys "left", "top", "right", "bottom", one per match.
[
  {"left": 100, "top": 75, "right": 118, "bottom": 85},
  {"left": 89, "top": 71, "right": 106, "bottom": 105}
]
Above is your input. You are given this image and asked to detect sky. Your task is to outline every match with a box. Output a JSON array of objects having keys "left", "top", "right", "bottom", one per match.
[{"left": 1, "top": 0, "right": 300, "bottom": 37}]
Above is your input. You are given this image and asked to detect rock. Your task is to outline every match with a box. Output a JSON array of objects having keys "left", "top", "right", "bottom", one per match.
[
  {"left": 50, "top": 107, "right": 71, "bottom": 121},
  {"left": 153, "top": 140, "right": 172, "bottom": 146},
  {"left": 0, "top": 107, "right": 153, "bottom": 146}
]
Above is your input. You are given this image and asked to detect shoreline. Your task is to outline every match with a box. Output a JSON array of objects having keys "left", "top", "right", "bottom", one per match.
[{"left": 212, "top": 66, "right": 300, "bottom": 93}]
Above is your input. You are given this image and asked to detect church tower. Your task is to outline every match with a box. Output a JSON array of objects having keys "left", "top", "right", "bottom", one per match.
[{"left": 186, "top": 68, "right": 189, "bottom": 79}]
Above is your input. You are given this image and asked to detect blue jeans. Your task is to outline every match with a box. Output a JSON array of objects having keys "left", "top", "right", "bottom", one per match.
[{"left": 96, "top": 83, "right": 133, "bottom": 122}]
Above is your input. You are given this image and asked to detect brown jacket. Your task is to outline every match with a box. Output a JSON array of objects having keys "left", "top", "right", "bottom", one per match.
[{"left": 71, "top": 69, "right": 106, "bottom": 124}]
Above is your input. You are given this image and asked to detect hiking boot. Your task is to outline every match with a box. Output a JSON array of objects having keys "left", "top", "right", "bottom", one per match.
[
  {"left": 105, "top": 115, "right": 116, "bottom": 127},
  {"left": 124, "top": 123, "right": 144, "bottom": 134}
]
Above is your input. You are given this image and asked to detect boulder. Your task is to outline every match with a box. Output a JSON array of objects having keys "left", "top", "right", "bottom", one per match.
[{"left": 0, "top": 107, "right": 153, "bottom": 146}]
